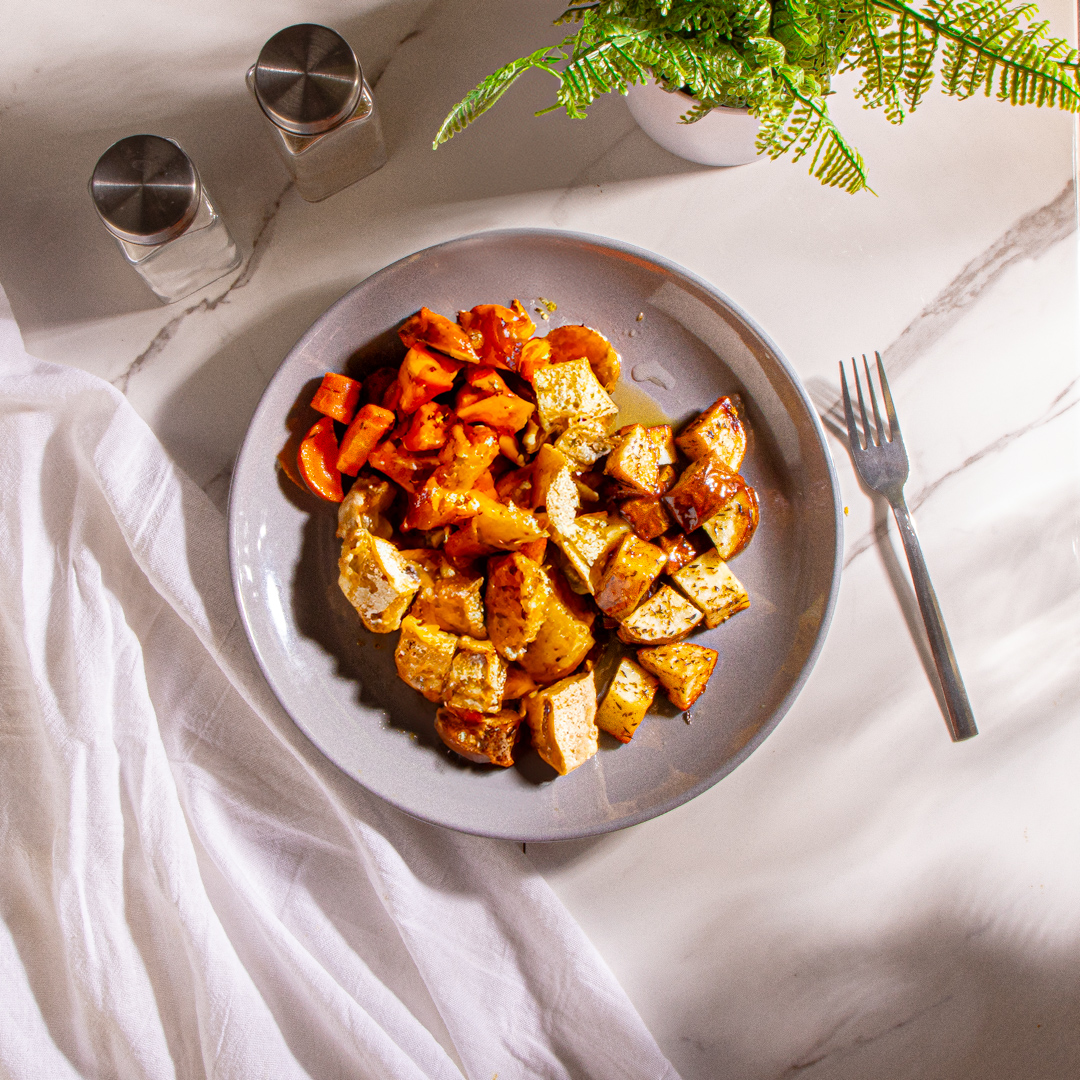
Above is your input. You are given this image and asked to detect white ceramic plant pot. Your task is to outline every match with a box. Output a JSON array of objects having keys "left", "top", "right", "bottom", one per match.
[{"left": 626, "top": 81, "right": 763, "bottom": 167}]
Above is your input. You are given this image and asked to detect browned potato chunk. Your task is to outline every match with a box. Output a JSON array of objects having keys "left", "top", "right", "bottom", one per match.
[
  {"left": 553, "top": 419, "right": 614, "bottom": 467},
  {"left": 658, "top": 532, "right": 707, "bottom": 574},
  {"left": 524, "top": 670, "right": 599, "bottom": 774},
  {"left": 435, "top": 707, "right": 521, "bottom": 767},
  {"left": 648, "top": 425, "right": 678, "bottom": 465},
  {"left": 637, "top": 643, "right": 719, "bottom": 710},
  {"left": 518, "top": 568, "right": 596, "bottom": 683},
  {"left": 471, "top": 494, "right": 547, "bottom": 550},
  {"left": 596, "top": 658, "right": 658, "bottom": 743},
  {"left": 618, "top": 495, "right": 672, "bottom": 542},
  {"left": 532, "top": 357, "right": 618, "bottom": 431},
  {"left": 670, "top": 549, "right": 750, "bottom": 628},
  {"left": 605, "top": 424, "right": 661, "bottom": 495},
  {"left": 444, "top": 637, "right": 507, "bottom": 714},
  {"left": 675, "top": 395, "right": 747, "bottom": 469},
  {"left": 554, "top": 512, "right": 632, "bottom": 593},
  {"left": 661, "top": 450, "right": 746, "bottom": 533},
  {"left": 395, "top": 616, "right": 458, "bottom": 702},
  {"left": 531, "top": 443, "right": 569, "bottom": 508},
  {"left": 545, "top": 324, "right": 621, "bottom": 390},
  {"left": 337, "top": 472, "right": 395, "bottom": 543},
  {"left": 594, "top": 534, "right": 668, "bottom": 620},
  {"left": 404, "top": 552, "right": 487, "bottom": 638},
  {"left": 616, "top": 585, "right": 704, "bottom": 645},
  {"left": 339, "top": 532, "right": 421, "bottom": 633},
  {"left": 485, "top": 553, "right": 553, "bottom": 661},
  {"left": 701, "top": 484, "right": 760, "bottom": 560}
]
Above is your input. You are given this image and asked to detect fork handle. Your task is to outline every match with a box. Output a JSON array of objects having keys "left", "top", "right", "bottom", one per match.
[{"left": 890, "top": 497, "right": 978, "bottom": 741}]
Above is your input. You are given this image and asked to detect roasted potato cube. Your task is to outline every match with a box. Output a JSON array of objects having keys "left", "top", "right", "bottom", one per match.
[
  {"left": 637, "top": 643, "right": 719, "bottom": 710},
  {"left": 618, "top": 495, "right": 672, "bottom": 542},
  {"left": 596, "top": 658, "right": 658, "bottom": 743},
  {"left": 616, "top": 585, "right": 704, "bottom": 645},
  {"left": 553, "top": 512, "right": 631, "bottom": 593},
  {"left": 338, "top": 532, "right": 421, "bottom": 633},
  {"left": 671, "top": 549, "right": 750, "bottom": 628},
  {"left": 532, "top": 357, "right": 618, "bottom": 431},
  {"left": 472, "top": 494, "right": 547, "bottom": 549},
  {"left": 410, "top": 570, "right": 487, "bottom": 639},
  {"left": 337, "top": 473, "right": 396, "bottom": 543},
  {"left": 435, "top": 707, "right": 521, "bottom": 767},
  {"left": 531, "top": 444, "right": 569, "bottom": 508},
  {"left": 444, "top": 636, "right": 507, "bottom": 714},
  {"left": 399, "top": 306, "right": 481, "bottom": 362},
  {"left": 661, "top": 450, "right": 745, "bottom": 533},
  {"left": 594, "top": 533, "right": 668, "bottom": 620},
  {"left": 658, "top": 532, "right": 707, "bottom": 574},
  {"left": 544, "top": 324, "right": 621, "bottom": 391},
  {"left": 605, "top": 424, "right": 661, "bottom": 495},
  {"left": 553, "top": 419, "right": 614, "bottom": 467},
  {"left": 701, "top": 483, "right": 760, "bottom": 560},
  {"left": 518, "top": 568, "right": 595, "bottom": 683},
  {"left": 675, "top": 395, "right": 746, "bottom": 469},
  {"left": 542, "top": 466, "right": 580, "bottom": 537},
  {"left": 524, "top": 669, "right": 599, "bottom": 774},
  {"left": 395, "top": 616, "right": 458, "bottom": 702},
  {"left": 485, "top": 553, "right": 553, "bottom": 661},
  {"left": 648, "top": 425, "right": 678, "bottom": 465}
]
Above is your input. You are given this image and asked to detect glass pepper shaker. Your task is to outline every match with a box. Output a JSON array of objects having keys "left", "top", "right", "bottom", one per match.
[
  {"left": 89, "top": 135, "right": 241, "bottom": 304},
  {"left": 247, "top": 23, "right": 387, "bottom": 202}
]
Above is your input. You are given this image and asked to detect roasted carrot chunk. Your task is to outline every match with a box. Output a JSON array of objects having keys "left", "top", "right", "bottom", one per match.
[
  {"left": 402, "top": 401, "right": 453, "bottom": 452},
  {"left": 337, "top": 403, "right": 395, "bottom": 476},
  {"left": 297, "top": 417, "right": 343, "bottom": 502},
  {"left": 362, "top": 366, "right": 399, "bottom": 406},
  {"left": 454, "top": 366, "right": 535, "bottom": 431},
  {"left": 400, "top": 307, "right": 480, "bottom": 362},
  {"left": 311, "top": 372, "right": 361, "bottom": 424},
  {"left": 458, "top": 303, "right": 534, "bottom": 371},
  {"left": 518, "top": 337, "right": 551, "bottom": 382},
  {"left": 367, "top": 440, "right": 439, "bottom": 494},
  {"left": 398, "top": 345, "right": 462, "bottom": 413}
]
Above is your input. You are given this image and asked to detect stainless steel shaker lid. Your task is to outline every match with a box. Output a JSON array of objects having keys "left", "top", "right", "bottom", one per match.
[
  {"left": 90, "top": 135, "right": 200, "bottom": 245},
  {"left": 252, "top": 24, "right": 362, "bottom": 136}
]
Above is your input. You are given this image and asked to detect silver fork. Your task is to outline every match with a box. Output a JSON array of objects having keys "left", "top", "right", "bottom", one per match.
[{"left": 840, "top": 353, "right": 978, "bottom": 742}]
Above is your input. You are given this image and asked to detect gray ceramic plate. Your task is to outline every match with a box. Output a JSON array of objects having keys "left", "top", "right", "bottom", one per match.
[{"left": 229, "top": 229, "right": 842, "bottom": 841}]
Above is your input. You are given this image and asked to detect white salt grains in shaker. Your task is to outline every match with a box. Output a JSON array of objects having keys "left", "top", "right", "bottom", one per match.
[
  {"left": 89, "top": 135, "right": 241, "bottom": 304},
  {"left": 247, "top": 23, "right": 387, "bottom": 202}
]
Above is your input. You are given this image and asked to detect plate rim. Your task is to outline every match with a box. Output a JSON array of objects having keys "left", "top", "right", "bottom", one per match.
[{"left": 228, "top": 226, "right": 844, "bottom": 840}]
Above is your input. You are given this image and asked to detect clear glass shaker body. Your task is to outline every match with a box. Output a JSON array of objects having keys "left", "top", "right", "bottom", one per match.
[
  {"left": 113, "top": 187, "right": 240, "bottom": 304},
  {"left": 248, "top": 24, "right": 387, "bottom": 203},
  {"left": 89, "top": 134, "right": 241, "bottom": 305}
]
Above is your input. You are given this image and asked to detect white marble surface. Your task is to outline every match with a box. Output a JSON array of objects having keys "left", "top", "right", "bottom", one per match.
[{"left": 2, "top": 1, "right": 1078, "bottom": 1076}]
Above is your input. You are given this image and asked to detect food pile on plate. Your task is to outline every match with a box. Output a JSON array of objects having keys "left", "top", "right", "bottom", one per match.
[{"left": 286, "top": 301, "right": 759, "bottom": 775}]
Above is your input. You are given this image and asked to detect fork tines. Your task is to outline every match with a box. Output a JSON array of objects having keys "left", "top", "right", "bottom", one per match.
[{"left": 839, "top": 351, "right": 900, "bottom": 451}]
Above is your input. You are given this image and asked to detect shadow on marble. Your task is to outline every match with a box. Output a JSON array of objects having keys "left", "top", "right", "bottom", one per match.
[
  {"left": 152, "top": 284, "right": 350, "bottom": 489},
  {"left": 660, "top": 917, "right": 1080, "bottom": 1080}
]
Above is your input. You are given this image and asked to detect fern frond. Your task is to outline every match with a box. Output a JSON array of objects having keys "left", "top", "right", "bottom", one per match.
[
  {"left": 863, "top": 0, "right": 1080, "bottom": 114},
  {"left": 433, "top": 42, "right": 570, "bottom": 147},
  {"left": 759, "top": 71, "right": 873, "bottom": 191}
]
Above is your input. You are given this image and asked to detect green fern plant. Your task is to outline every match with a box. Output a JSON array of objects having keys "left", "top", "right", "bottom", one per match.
[{"left": 433, "top": 0, "right": 1079, "bottom": 193}]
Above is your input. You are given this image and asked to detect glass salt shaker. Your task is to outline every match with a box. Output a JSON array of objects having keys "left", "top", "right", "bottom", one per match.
[
  {"left": 247, "top": 23, "right": 387, "bottom": 202},
  {"left": 89, "top": 135, "right": 241, "bottom": 304}
]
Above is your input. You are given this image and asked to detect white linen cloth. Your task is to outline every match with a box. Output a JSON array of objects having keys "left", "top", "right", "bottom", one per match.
[{"left": 0, "top": 287, "right": 679, "bottom": 1080}]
